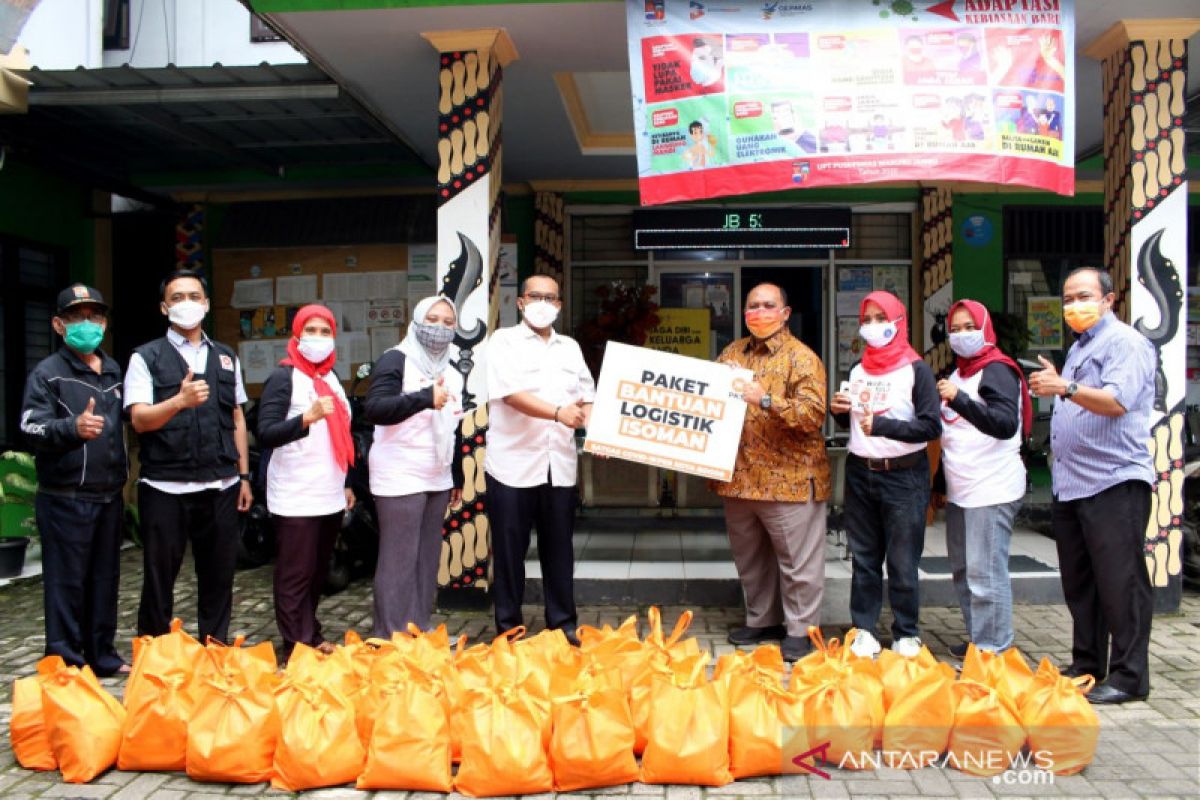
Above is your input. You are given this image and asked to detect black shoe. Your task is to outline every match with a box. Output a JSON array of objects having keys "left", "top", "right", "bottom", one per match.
[
  {"left": 948, "top": 641, "right": 970, "bottom": 659},
  {"left": 561, "top": 628, "right": 581, "bottom": 648},
  {"left": 1086, "top": 683, "right": 1148, "bottom": 705},
  {"left": 1062, "top": 664, "right": 1102, "bottom": 680},
  {"left": 780, "top": 636, "right": 813, "bottom": 662},
  {"left": 727, "top": 624, "right": 787, "bottom": 646}
]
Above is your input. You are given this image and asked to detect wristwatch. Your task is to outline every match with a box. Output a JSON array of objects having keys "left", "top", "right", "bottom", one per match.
[
  {"left": 1064, "top": 382, "right": 1079, "bottom": 400},
  {"left": 239, "top": 472, "right": 251, "bottom": 482},
  {"left": 760, "top": 394, "right": 772, "bottom": 410}
]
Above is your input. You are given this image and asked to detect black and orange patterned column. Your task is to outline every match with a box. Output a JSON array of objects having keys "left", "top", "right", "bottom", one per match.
[
  {"left": 534, "top": 191, "right": 565, "bottom": 290},
  {"left": 1088, "top": 19, "right": 1198, "bottom": 612},
  {"left": 175, "top": 204, "right": 204, "bottom": 273},
  {"left": 423, "top": 29, "right": 518, "bottom": 593},
  {"left": 920, "top": 186, "right": 953, "bottom": 377}
]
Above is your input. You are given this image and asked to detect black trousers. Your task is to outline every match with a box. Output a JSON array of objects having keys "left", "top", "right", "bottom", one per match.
[
  {"left": 1052, "top": 479, "right": 1153, "bottom": 695},
  {"left": 486, "top": 473, "right": 577, "bottom": 634},
  {"left": 137, "top": 482, "right": 239, "bottom": 644},
  {"left": 272, "top": 512, "right": 341, "bottom": 660},
  {"left": 35, "top": 492, "right": 125, "bottom": 676}
]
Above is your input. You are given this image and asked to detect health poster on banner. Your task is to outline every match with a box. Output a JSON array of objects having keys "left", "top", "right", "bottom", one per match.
[
  {"left": 626, "top": 0, "right": 1075, "bottom": 205},
  {"left": 1027, "top": 296, "right": 1062, "bottom": 350},
  {"left": 584, "top": 342, "right": 752, "bottom": 482}
]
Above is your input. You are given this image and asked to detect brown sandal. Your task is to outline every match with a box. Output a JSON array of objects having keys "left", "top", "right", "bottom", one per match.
[{"left": 315, "top": 641, "right": 337, "bottom": 656}]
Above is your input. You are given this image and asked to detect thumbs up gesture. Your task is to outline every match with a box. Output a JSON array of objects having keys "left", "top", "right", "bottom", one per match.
[
  {"left": 1029, "top": 354, "right": 1065, "bottom": 398},
  {"left": 176, "top": 368, "right": 210, "bottom": 409},
  {"left": 76, "top": 397, "right": 105, "bottom": 440},
  {"left": 432, "top": 374, "right": 450, "bottom": 410}
]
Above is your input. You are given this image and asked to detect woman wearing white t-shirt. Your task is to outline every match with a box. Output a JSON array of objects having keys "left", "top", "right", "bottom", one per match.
[
  {"left": 363, "top": 296, "right": 464, "bottom": 636},
  {"left": 935, "top": 299, "right": 1031, "bottom": 656},
  {"left": 831, "top": 291, "right": 941, "bottom": 659},
  {"left": 256, "top": 304, "right": 355, "bottom": 661}
]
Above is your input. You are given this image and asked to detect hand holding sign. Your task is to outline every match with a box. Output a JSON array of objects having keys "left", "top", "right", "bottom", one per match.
[{"left": 558, "top": 399, "right": 587, "bottom": 429}]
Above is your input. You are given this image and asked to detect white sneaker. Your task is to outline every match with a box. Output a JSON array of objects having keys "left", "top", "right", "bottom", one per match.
[
  {"left": 892, "top": 636, "right": 923, "bottom": 658},
  {"left": 850, "top": 629, "right": 882, "bottom": 659}
]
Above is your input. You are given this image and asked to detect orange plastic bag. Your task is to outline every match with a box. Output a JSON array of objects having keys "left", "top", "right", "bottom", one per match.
[
  {"left": 628, "top": 609, "right": 698, "bottom": 754},
  {"left": 357, "top": 672, "right": 453, "bottom": 792},
  {"left": 39, "top": 658, "right": 126, "bottom": 783},
  {"left": 186, "top": 670, "right": 280, "bottom": 783},
  {"left": 947, "top": 679, "right": 1026, "bottom": 777},
  {"left": 795, "top": 668, "right": 882, "bottom": 770},
  {"left": 454, "top": 684, "right": 554, "bottom": 797},
  {"left": 960, "top": 644, "right": 1034, "bottom": 708},
  {"left": 714, "top": 643, "right": 785, "bottom": 683},
  {"left": 118, "top": 618, "right": 203, "bottom": 771},
  {"left": 727, "top": 667, "right": 809, "bottom": 779},
  {"left": 1019, "top": 658, "right": 1099, "bottom": 776},
  {"left": 882, "top": 662, "right": 956, "bottom": 767},
  {"left": 640, "top": 653, "right": 732, "bottom": 787},
  {"left": 877, "top": 643, "right": 940, "bottom": 710},
  {"left": 579, "top": 614, "right": 645, "bottom": 687},
  {"left": 271, "top": 678, "right": 365, "bottom": 791},
  {"left": 549, "top": 686, "right": 639, "bottom": 791},
  {"left": 9, "top": 656, "right": 63, "bottom": 771}
]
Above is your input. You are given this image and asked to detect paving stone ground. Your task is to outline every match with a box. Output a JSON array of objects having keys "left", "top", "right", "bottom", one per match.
[{"left": 1, "top": 547, "right": 1197, "bottom": 799}]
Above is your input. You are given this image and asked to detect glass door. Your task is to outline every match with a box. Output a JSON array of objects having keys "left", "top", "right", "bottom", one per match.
[{"left": 652, "top": 264, "right": 741, "bottom": 360}]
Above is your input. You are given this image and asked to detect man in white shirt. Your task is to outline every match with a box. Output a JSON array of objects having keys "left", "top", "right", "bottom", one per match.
[
  {"left": 485, "top": 275, "right": 595, "bottom": 644},
  {"left": 124, "top": 270, "right": 253, "bottom": 644}
]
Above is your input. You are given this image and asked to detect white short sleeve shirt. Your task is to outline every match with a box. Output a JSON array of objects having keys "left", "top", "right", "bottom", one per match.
[{"left": 484, "top": 323, "right": 596, "bottom": 488}]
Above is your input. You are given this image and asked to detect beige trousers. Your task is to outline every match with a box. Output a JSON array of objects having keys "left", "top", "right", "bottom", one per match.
[{"left": 722, "top": 497, "right": 827, "bottom": 637}]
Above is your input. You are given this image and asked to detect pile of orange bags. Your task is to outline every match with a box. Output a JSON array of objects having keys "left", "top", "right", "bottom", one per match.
[{"left": 9, "top": 612, "right": 1101, "bottom": 792}]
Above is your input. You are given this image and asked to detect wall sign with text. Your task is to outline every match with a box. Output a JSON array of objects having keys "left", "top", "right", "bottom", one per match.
[{"left": 626, "top": 0, "right": 1076, "bottom": 205}]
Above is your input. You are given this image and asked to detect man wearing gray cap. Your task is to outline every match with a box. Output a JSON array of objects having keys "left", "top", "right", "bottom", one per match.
[{"left": 20, "top": 284, "right": 129, "bottom": 676}]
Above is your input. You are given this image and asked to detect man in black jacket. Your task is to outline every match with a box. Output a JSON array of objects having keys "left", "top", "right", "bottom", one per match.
[
  {"left": 124, "top": 270, "right": 252, "bottom": 643},
  {"left": 20, "top": 284, "right": 129, "bottom": 676}
]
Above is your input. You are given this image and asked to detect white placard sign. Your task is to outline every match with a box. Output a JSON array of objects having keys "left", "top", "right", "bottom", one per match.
[{"left": 583, "top": 342, "right": 752, "bottom": 482}]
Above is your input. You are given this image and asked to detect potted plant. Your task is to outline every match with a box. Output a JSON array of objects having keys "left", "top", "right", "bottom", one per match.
[
  {"left": 0, "top": 451, "right": 37, "bottom": 578},
  {"left": 575, "top": 282, "right": 661, "bottom": 379}
]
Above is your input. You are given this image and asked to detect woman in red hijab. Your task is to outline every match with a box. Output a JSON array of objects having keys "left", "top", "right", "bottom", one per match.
[
  {"left": 256, "top": 304, "right": 355, "bottom": 661},
  {"left": 830, "top": 290, "right": 941, "bottom": 660},
  {"left": 935, "top": 299, "right": 1031, "bottom": 659}
]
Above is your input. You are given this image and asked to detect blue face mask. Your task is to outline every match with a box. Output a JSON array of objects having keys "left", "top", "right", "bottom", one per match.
[{"left": 64, "top": 320, "right": 105, "bottom": 354}]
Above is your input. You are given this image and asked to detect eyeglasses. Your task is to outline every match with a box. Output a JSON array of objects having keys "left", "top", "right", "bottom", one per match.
[{"left": 524, "top": 292, "right": 559, "bottom": 303}]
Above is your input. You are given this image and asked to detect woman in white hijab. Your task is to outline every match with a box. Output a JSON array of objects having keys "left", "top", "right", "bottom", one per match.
[{"left": 363, "top": 295, "right": 464, "bottom": 635}]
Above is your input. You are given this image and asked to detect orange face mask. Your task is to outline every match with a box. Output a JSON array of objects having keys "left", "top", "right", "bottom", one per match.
[
  {"left": 744, "top": 308, "right": 784, "bottom": 339},
  {"left": 1063, "top": 301, "right": 1102, "bottom": 334}
]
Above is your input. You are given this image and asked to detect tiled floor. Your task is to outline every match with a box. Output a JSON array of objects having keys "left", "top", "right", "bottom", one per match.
[{"left": 526, "top": 515, "right": 1061, "bottom": 583}]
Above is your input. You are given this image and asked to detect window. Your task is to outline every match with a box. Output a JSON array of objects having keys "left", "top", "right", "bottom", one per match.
[
  {"left": 1, "top": 240, "right": 67, "bottom": 448},
  {"left": 102, "top": 0, "right": 130, "bottom": 50},
  {"left": 250, "top": 15, "right": 285, "bottom": 44}
]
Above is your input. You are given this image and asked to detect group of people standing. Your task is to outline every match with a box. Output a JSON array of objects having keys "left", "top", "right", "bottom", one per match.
[
  {"left": 22, "top": 265, "right": 1155, "bottom": 706},
  {"left": 717, "top": 268, "right": 1154, "bottom": 705}
]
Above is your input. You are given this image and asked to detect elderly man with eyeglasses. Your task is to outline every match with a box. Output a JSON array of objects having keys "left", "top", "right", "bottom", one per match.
[{"left": 484, "top": 274, "right": 595, "bottom": 644}]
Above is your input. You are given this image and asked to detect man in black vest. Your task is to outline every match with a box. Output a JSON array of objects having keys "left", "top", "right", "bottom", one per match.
[
  {"left": 21, "top": 284, "right": 129, "bottom": 675},
  {"left": 124, "top": 270, "right": 252, "bottom": 643}
]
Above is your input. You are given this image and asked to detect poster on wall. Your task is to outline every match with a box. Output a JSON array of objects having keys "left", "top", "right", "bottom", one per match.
[
  {"left": 645, "top": 307, "right": 711, "bottom": 359},
  {"left": 1026, "top": 295, "right": 1062, "bottom": 350},
  {"left": 625, "top": 0, "right": 1075, "bottom": 205},
  {"left": 584, "top": 342, "right": 751, "bottom": 481}
]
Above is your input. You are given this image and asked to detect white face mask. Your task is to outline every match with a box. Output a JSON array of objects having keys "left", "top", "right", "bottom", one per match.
[
  {"left": 297, "top": 335, "right": 336, "bottom": 363},
  {"left": 167, "top": 299, "right": 207, "bottom": 330},
  {"left": 859, "top": 321, "right": 897, "bottom": 349},
  {"left": 522, "top": 300, "right": 559, "bottom": 329},
  {"left": 948, "top": 329, "right": 987, "bottom": 357}
]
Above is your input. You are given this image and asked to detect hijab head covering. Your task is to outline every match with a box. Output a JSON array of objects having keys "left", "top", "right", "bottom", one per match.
[
  {"left": 948, "top": 299, "right": 1033, "bottom": 438},
  {"left": 397, "top": 295, "right": 459, "bottom": 468},
  {"left": 280, "top": 304, "right": 354, "bottom": 471},
  {"left": 859, "top": 290, "right": 921, "bottom": 375}
]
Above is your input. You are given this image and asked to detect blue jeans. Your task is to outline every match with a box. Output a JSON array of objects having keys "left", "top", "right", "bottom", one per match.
[
  {"left": 844, "top": 455, "right": 929, "bottom": 639},
  {"left": 945, "top": 500, "right": 1020, "bottom": 652}
]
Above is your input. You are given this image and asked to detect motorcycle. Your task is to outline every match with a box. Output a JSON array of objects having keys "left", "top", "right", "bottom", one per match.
[{"left": 236, "top": 362, "right": 381, "bottom": 597}]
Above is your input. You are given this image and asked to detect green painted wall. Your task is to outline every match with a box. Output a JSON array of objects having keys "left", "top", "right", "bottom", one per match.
[
  {"left": 504, "top": 193, "right": 536, "bottom": 284},
  {"left": 0, "top": 158, "right": 95, "bottom": 283}
]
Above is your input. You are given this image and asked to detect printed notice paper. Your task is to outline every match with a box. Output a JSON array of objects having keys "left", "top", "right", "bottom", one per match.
[{"left": 583, "top": 342, "right": 751, "bottom": 482}]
